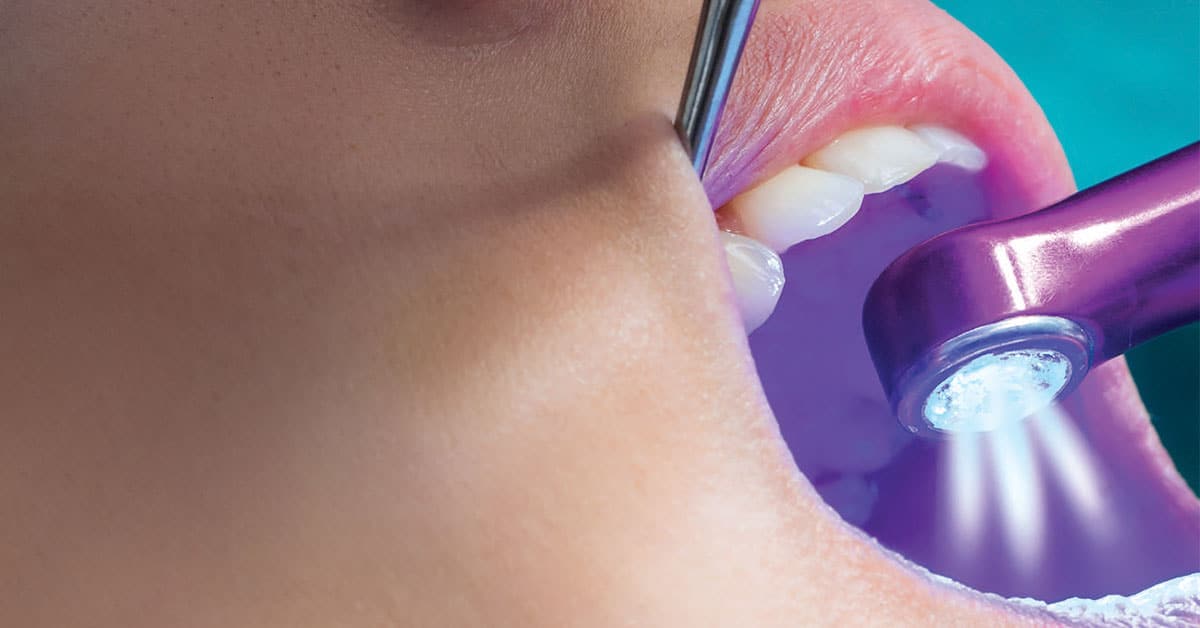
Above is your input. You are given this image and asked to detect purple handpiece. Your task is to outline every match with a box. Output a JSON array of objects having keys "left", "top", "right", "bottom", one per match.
[{"left": 863, "top": 142, "right": 1200, "bottom": 437}]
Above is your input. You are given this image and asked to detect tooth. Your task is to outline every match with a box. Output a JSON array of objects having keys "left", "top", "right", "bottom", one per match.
[
  {"left": 724, "top": 165, "right": 865, "bottom": 253},
  {"left": 719, "top": 231, "right": 785, "bottom": 333},
  {"left": 802, "top": 126, "right": 939, "bottom": 193},
  {"left": 909, "top": 124, "right": 988, "bottom": 172}
]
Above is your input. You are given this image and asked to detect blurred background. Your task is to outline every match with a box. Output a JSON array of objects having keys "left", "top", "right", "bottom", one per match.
[{"left": 935, "top": 0, "right": 1200, "bottom": 492}]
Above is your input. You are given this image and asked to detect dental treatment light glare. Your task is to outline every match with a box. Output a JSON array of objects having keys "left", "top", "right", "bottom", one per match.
[
  {"left": 882, "top": 316, "right": 1093, "bottom": 438},
  {"left": 924, "top": 349, "right": 1072, "bottom": 433}
]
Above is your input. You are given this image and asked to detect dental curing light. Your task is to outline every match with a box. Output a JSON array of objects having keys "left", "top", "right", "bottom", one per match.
[{"left": 864, "top": 142, "right": 1200, "bottom": 438}]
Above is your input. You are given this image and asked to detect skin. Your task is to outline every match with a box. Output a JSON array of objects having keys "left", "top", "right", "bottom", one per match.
[{"left": 0, "top": 0, "right": 1191, "bottom": 625}]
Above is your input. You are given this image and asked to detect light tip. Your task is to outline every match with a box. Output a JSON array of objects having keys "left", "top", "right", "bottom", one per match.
[{"left": 922, "top": 349, "right": 1072, "bottom": 434}]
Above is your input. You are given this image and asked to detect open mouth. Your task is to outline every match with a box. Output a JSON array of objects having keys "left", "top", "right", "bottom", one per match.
[
  {"left": 703, "top": 1, "right": 1199, "bottom": 622},
  {"left": 2, "top": 1, "right": 1194, "bottom": 622}
]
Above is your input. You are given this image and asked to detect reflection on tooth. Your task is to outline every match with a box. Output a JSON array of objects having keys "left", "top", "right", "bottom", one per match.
[
  {"left": 816, "top": 474, "right": 879, "bottom": 527},
  {"left": 720, "top": 231, "right": 785, "bottom": 333},
  {"left": 909, "top": 124, "right": 988, "bottom": 172},
  {"left": 802, "top": 126, "right": 939, "bottom": 194},
  {"left": 725, "top": 165, "right": 865, "bottom": 253}
]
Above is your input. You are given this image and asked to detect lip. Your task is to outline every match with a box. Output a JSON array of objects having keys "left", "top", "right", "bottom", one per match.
[
  {"left": 702, "top": 0, "right": 1070, "bottom": 213},
  {"left": 699, "top": 0, "right": 1199, "bottom": 611}
]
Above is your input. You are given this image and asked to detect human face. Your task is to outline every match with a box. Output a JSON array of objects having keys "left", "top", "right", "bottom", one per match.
[{"left": 1, "top": 1, "right": 1194, "bottom": 625}]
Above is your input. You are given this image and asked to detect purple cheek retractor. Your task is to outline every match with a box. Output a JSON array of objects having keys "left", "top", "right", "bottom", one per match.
[{"left": 864, "top": 142, "right": 1200, "bottom": 438}]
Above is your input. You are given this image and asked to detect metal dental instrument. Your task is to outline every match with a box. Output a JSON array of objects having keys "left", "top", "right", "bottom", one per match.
[{"left": 675, "top": 0, "right": 761, "bottom": 178}]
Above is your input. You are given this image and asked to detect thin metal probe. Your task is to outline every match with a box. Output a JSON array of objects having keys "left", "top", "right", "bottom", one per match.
[{"left": 675, "top": 0, "right": 761, "bottom": 178}]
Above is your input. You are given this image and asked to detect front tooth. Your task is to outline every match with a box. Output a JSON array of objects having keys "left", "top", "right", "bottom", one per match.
[
  {"left": 724, "top": 165, "right": 865, "bottom": 253},
  {"left": 719, "top": 231, "right": 785, "bottom": 333},
  {"left": 909, "top": 124, "right": 988, "bottom": 172},
  {"left": 802, "top": 125, "right": 939, "bottom": 194}
]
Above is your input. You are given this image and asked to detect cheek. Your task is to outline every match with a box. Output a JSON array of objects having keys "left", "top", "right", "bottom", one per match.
[{"left": 368, "top": 0, "right": 563, "bottom": 48}]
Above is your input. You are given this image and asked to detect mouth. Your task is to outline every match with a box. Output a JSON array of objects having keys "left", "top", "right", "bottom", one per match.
[{"left": 702, "top": 0, "right": 1199, "bottom": 620}]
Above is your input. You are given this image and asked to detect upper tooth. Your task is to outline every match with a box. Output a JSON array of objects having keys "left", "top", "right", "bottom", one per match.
[
  {"left": 802, "top": 125, "right": 939, "bottom": 194},
  {"left": 725, "top": 165, "right": 865, "bottom": 253},
  {"left": 719, "top": 231, "right": 785, "bottom": 333},
  {"left": 909, "top": 124, "right": 988, "bottom": 172}
]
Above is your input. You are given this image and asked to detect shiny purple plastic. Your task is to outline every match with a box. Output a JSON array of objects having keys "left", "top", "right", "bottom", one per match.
[{"left": 863, "top": 142, "right": 1200, "bottom": 412}]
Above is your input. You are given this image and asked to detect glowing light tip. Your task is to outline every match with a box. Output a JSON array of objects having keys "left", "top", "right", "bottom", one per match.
[{"left": 923, "top": 349, "right": 1071, "bottom": 433}]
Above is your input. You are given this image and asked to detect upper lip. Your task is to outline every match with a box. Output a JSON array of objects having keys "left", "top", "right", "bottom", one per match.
[{"left": 702, "top": 0, "right": 1072, "bottom": 212}]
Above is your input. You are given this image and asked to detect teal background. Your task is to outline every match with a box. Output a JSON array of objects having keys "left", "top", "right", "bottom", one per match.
[{"left": 935, "top": 0, "right": 1200, "bottom": 492}]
